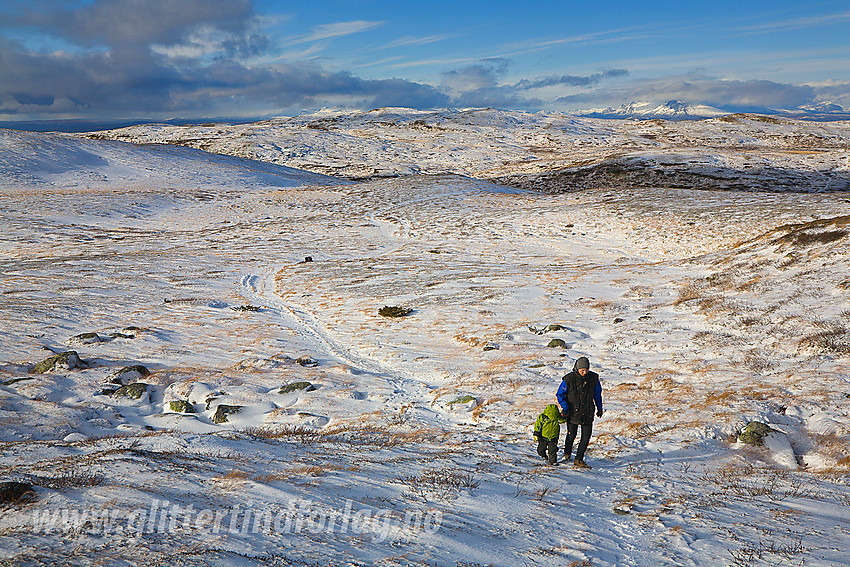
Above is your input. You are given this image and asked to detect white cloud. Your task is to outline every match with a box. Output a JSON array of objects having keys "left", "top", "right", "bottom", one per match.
[
  {"left": 282, "top": 20, "right": 385, "bottom": 47},
  {"left": 736, "top": 11, "right": 850, "bottom": 34},
  {"left": 384, "top": 34, "right": 453, "bottom": 48}
]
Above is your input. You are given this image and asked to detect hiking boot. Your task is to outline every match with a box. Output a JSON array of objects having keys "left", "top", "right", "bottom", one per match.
[{"left": 573, "top": 459, "right": 591, "bottom": 469}]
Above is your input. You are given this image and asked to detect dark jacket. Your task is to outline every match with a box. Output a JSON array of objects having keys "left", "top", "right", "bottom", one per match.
[{"left": 557, "top": 367, "right": 602, "bottom": 424}]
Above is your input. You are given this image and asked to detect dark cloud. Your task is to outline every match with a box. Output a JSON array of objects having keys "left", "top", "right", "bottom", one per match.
[
  {"left": 0, "top": 1, "right": 450, "bottom": 118},
  {"left": 437, "top": 60, "right": 542, "bottom": 109},
  {"left": 10, "top": 0, "right": 256, "bottom": 49},
  {"left": 515, "top": 69, "right": 629, "bottom": 90}
]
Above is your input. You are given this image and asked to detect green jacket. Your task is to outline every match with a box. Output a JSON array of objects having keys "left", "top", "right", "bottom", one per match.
[{"left": 534, "top": 404, "right": 566, "bottom": 441}]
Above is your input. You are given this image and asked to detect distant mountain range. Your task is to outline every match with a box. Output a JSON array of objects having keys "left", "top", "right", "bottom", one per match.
[{"left": 579, "top": 100, "right": 850, "bottom": 121}]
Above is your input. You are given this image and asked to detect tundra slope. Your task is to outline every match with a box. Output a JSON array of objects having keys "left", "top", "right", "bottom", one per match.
[
  {"left": 0, "top": 120, "right": 849, "bottom": 566},
  {"left": 87, "top": 107, "right": 850, "bottom": 192}
]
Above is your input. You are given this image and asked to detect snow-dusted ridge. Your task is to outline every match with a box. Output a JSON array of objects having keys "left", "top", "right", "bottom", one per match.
[
  {"left": 1, "top": 114, "right": 849, "bottom": 566},
  {"left": 84, "top": 107, "right": 850, "bottom": 195}
]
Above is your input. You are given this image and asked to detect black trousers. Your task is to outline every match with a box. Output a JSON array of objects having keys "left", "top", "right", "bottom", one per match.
[
  {"left": 564, "top": 422, "right": 593, "bottom": 462},
  {"left": 535, "top": 435, "right": 559, "bottom": 464}
]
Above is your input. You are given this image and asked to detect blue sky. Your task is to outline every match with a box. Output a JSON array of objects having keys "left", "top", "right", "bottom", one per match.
[{"left": 1, "top": 0, "right": 849, "bottom": 122}]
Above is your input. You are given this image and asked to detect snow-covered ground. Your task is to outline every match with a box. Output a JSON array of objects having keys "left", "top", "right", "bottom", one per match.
[
  {"left": 1, "top": 112, "right": 849, "bottom": 566},
  {"left": 86, "top": 107, "right": 850, "bottom": 190}
]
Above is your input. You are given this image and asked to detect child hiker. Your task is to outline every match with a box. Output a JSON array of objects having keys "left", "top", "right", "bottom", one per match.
[{"left": 534, "top": 403, "right": 567, "bottom": 465}]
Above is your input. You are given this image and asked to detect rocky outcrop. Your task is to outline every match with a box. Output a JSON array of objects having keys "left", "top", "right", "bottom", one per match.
[
  {"left": 212, "top": 404, "right": 243, "bottom": 424},
  {"left": 30, "top": 351, "right": 85, "bottom": 374},
  {"left": 113, "top": 383, "right": 151, "bottom": 400},
  {"left": 111, "top": 365, "right": 151, "bottom": 385},
  {"left": 168, "top": 400, "right": 195, "bottom": 413},
  {"left": 279, "top": 382, "right": 316, "bottom": 394}
]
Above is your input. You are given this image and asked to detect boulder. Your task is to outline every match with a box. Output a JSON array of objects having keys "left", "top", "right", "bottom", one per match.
[
  {"left": 111, "top": 365, "right": 151, "bottom": 385},
  {"left": 378, "top": 306, "right": 413, "bottom": 318},
  {"left": 279, "top": 382, "right": 316, "bottom": 394},
  {"left": 296, "top": 356, "right": 319, "bottom": 367},
  {"left": 547, "top": 339, "right": 567, "bottom": 349},
  {"left": 762, "top": 430, "right": 799, "bottom": 470},
  {"left": 168, "top": 400, "right": 195, "bottom": 414},
  {"left": 113, "top": 383, "right": 151, "bottom": 400},
  {"left": 30, "top": 351, "right": 85, "bottom": 374},
  {"left": 446, "top": 395, "right": 479, "bottom": 412},
  {"left": 70, "top": 332, "right": 105, "bottom": 344},
  {"left": 213, "top": 404, "right": 243, "bottom": 424},
  {"left": 738, "top": 421, "right": 799, "bottom": 469},
  {"left": 739, "top": 421, "right": 774, "bottom": 445},
  {"left": 109, "top": 332, "right": 135, "bottom": 339}
]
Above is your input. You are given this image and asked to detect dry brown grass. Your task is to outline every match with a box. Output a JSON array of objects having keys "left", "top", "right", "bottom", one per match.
[
  {"left": 737, "top": 276, "right": 763, "bottom": 291},
  {"left": 674, "top": 281, "right": 701, "bottom": 306},
  {"left": 588, "top": 299, "right": 618, "bottom": 313},
  {"left": 30, "top": 471, "right": 106, "bottom": 489},
  {"left": 695, "top": 389, "right": 735, "bottom": 408},
  {"left": 211, "top": 469, "right": 252, "bottom": 490},
  {"left": 809, "top": 433, "right": 850, "bottom": 471},
  {"left": 471, "top": 396, "right": 508, "bottom": 418},
  {"left": 798, "top": 325, "right": 850, "bottom": 355}
]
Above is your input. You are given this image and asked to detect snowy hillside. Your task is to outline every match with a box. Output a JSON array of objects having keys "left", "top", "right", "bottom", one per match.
[
  {"left": 1, "top": 117, "right": 850, "bottom": 566},
  {"left": 85, "top": 108, "right": 850, "bottom": 193}
]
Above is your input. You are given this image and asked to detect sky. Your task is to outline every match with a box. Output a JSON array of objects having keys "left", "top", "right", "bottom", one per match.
[{"left": 1, "top": 0, "right": 850, "bottom": 125}]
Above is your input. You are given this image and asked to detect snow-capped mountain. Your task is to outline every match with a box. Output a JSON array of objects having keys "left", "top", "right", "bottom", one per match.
[
  {"left": 582, "top": 99, "right": 850, "bottom": 121},
  {"left": 579, "top": 100, "right": 728, "bottom": 119}
]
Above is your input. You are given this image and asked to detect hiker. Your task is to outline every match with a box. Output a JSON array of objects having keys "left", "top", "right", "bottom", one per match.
[
  {"left": 534, "top": 403, "right": 566, "bottom": 465},
  {"left": 556, "top": 356, "right": 603, "bottom": 469}
]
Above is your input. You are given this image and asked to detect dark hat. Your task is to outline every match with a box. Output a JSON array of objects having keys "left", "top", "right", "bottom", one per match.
[{"left": 575, "top": 357, "right": 590, "bottom": 370}]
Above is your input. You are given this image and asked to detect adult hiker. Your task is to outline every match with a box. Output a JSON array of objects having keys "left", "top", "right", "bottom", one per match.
[{"left": 556, "top": 356, "right": 603, "bottom": 469}]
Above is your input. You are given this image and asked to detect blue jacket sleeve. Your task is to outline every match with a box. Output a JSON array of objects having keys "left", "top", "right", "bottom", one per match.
[
  {"left": 556, "top": 380, "right": 568, "bottom": 414},
  {"left": 594, "top": 381, "right": 603, "bottom": 412}
]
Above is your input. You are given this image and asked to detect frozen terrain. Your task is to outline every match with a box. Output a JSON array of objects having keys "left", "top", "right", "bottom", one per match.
[
  {"left": 1, "top": 110, "right": 850, "bottom": 566},
  {"left": 87, "top": 107, "right": 850, "bottom": 192}
]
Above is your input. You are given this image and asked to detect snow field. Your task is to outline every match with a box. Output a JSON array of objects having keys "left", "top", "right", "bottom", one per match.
[{"left": 0, "top": 125, "right": 849, "bottom": 566}]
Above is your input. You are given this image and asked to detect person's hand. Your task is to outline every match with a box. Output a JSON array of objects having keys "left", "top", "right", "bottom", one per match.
[{"left": 596, "top": 409, "right": 604, "bottom": 418}]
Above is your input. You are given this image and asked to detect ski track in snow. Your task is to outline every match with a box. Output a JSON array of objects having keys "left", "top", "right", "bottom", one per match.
[{"left": 239, "top": 267, "right": 425, "bottom": 404}]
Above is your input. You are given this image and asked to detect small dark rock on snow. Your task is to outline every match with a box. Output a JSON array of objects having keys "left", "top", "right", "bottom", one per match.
[{"left": 378, "top": 306, "right": 413, "bottom": 318}]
